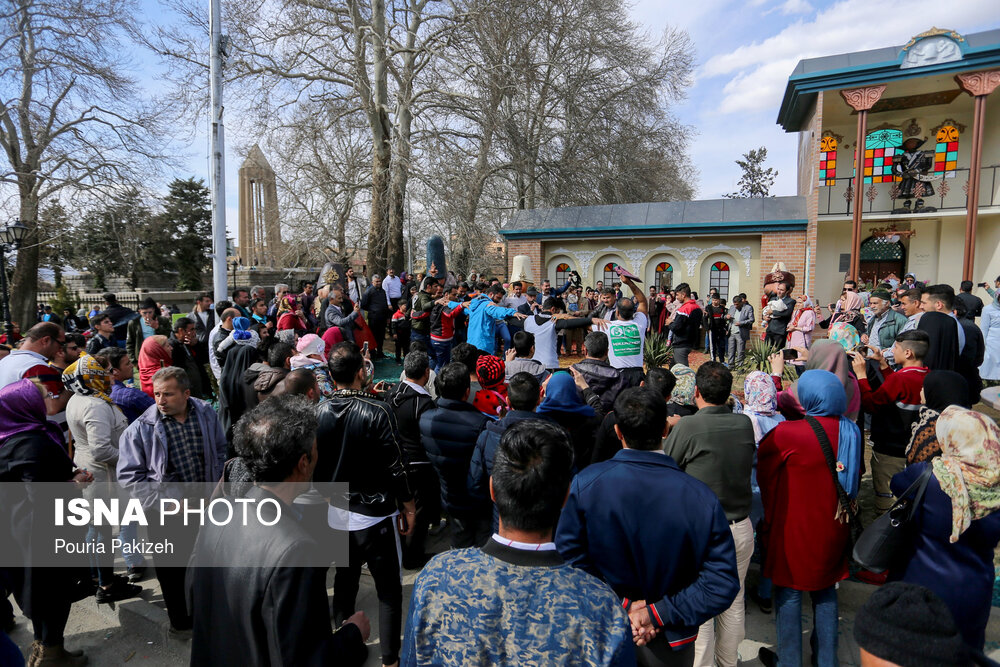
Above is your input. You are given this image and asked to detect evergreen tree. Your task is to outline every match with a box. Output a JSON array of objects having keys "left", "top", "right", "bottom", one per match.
[
  {"left": 162, "top": 178, "right": 211, "bottom": 290},
  {"left": 723, "top": 147, "right": 777, "bottom": 198}
]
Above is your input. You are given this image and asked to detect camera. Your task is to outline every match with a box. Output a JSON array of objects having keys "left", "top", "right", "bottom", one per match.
[{"left": 979, "top": 282, "right": 988, "bottom": 288}]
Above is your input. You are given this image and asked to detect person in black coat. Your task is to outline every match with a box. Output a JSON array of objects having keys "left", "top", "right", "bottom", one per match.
[
  {"left": 361, "top": 275, "right": 391, "bottom": 358},
  {"left": 187, "top": 395, "right": 369, "bottom": 667},
  {"left": 387, "top": 351, "right": 438, "bottom": 569},
  {"left": 0, "top": 379, "right": 93, "bottom": 666},
  {"left": 418, "top": 362, "right": 490, "bottom": 549}
]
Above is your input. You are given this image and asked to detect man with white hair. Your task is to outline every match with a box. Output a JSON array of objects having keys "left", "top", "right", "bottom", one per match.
[{"left": 268, "top": 283, "right": 290, "bottom": 318}]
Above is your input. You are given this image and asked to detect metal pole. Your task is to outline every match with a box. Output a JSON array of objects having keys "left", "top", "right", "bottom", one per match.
[
  {"left": 850, "top": 108, "right": 868, "bottom": 282},
  {"left": 0, "top": 244, "right": 11, "bottom": 338},
  {"left": 209, "top": 0, "right": 228, "bottom": 303}
]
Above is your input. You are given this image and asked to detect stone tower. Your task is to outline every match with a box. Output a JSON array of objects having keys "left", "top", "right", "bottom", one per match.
[{"left": 237, "top": 144, "right": 281, "bottom": 266}]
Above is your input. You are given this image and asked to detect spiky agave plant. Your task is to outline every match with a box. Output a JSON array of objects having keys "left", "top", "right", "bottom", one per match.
[
  {"left": 643, "top": 332, "right": 674, "bottom": 370},
  {"left": 733, "top": 339, "right": 798, "bottom": 383}
]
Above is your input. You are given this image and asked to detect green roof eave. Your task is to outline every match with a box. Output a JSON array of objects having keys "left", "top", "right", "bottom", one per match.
[
  {"left": 776, "top": 49, "right": 1000, "bottom": 132},
  {"left": 499, "top": 218, "right": 807, "bottom": 240}
]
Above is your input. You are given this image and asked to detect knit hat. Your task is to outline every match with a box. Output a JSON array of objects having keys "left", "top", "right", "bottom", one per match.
[
  {"left": 854, "top": 582, "right": 968, "bottom": 666},
  {"left": 870, "top": 288, "right": 892, "bottom": 301},
  {"left": 476, "top": 355, "right": 506, "bottom": 390}
]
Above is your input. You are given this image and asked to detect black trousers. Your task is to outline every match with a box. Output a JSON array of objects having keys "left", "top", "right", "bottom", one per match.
[
  {"left": 401, "top": 466, "right": 441, "bottom": 569},
  {"left": 333, "top": 518, "right": 403, "bottom": 665},
  {"left": 369, "top": 315, "right": 388, "bottom": 355},
  {"left": 637, "top": 639, "right": 695, "bottom": 667},
  {"left": 709, "top": 331, "right": 727, "bottom": 362},
  {"left": 450, "top": 514, "right": 490, "bottom": 550},
  {"left": 148, "top": 518, "right": 198, "bottom": 631},
  {"left": 765, "top": 332, "right": 787, "bottom": 350},
  {"left": 673, "top": 346, "right": 692, "bottom": 367}
]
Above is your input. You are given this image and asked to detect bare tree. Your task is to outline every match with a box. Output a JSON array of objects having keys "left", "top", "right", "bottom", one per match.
[{"left": 0, "top": 0, "right": 168, "bottom": 325}]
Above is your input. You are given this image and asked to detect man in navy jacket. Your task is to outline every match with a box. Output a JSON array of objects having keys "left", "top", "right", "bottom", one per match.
[{"left": 556, "top": 387, "right": 739, "bottom": 666}]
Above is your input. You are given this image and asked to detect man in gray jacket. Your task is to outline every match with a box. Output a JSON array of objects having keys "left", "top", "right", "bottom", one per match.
[
  {"left": 726, "top": 294, "right": 754, "bottom": 367},
  {"left": 117, "top": 366, "right": 227, "bottom": 633}
]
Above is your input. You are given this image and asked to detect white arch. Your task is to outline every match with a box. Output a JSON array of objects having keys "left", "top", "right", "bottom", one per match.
[
  {"left": 592, "top": 254, "right": 628, "bottom": 288},
  {"left": 644, "top": 254, "right": 681, "bottom": 290},
  {"left": 699, "top": 252, "right": 740, "bottom": 302},
  {"left": 547, "top": 255, "right": 574, "bottom": 285}
]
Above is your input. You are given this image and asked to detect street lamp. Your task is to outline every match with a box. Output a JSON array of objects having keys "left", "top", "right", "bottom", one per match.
[{"left": 0, "top": 220, "right": 28, "bottom": 340}]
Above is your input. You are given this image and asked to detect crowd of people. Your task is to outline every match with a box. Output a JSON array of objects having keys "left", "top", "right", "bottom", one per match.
[{"left": 0, "top": 265, "right": 999, "bottom": 667}]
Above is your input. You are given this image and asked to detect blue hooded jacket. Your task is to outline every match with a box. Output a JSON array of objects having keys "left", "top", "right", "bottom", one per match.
[{"left": 449, "top": 294, "right": 516, "bottom": 355}]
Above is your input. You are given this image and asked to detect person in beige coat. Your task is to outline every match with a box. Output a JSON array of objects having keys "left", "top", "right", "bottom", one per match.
[{"left": 63, "top": 354, "right": 141, "bottom": 605}]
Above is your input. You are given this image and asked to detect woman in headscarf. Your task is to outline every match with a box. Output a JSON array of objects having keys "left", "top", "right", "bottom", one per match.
[
  {"left": 757, "top": 370, "right": 860, "bottom": 667},
  {"left": 818, "top": 291, "right": 866, "bottom": 335},
  {"left": 291, "top": 334, "right": 335, "bottom": 399},
  {"left": 62, "top": 355, "right": 142, "bottom": 605},
  {"left": 786, "top": 295, "right": 815, "bottom": 350},
  {"left": 773, "top": 339, "right": 861, "bottom": 421},
  {"left": 890, "top": 406, "right": 1000, "bottom": 650},
  {"left": 916, "top": 311, "right": 961, "bottom": 372},
  {"left": 137, "top": 334, "right": 172, "bottom": 397},
  {"left": 906, "top": 370, "right": 970, "bottom": 464},
  {"left": 668, "top": 363, "right": 697, "bottom": 417},
  {"left": 276, "top": 295, "right": 307, "bottom": 332},
  {"left": 536, "top": 371, "right": 604, "bottom": 467},
  {"left": 744, "top": 371, "right": 786, "bottom": 614},
  {"left": 219, "top": 344, "right": 261, "bottom": 445},
  {"left": 0, "top": 379, "right": 92, "bottom": 664}
]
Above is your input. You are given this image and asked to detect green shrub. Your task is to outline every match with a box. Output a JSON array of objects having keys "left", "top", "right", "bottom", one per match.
[{"left": 644, "top": 331, "right": 674, "bottom": 370}]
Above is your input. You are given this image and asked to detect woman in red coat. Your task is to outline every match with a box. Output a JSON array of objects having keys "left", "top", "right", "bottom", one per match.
[{"left": 756, "top": 369, "right": 861, "bottom": 667}]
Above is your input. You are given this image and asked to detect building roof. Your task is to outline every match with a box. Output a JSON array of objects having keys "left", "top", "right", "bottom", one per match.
[
  {"left": 777, "top": 28, "right": 1000, "bottom": 132},
  {"left": 499, "top": 196, "right": 807, "bottom": 240}
]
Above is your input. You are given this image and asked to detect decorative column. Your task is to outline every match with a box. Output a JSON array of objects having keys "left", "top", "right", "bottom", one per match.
[
  {"left": 955, "top": 69, "right": 1000, "bottom": 281},
  {"left": 840, "top": 85, "right": 886, "bottom": 281}
]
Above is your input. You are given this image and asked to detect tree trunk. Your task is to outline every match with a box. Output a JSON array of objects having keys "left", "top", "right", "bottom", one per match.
[
  {"left": 365, "top": 0, "right": 391, "bottom": 276},
  {"left": 10, "top": 187, "right": 39, "bottom": 330}
]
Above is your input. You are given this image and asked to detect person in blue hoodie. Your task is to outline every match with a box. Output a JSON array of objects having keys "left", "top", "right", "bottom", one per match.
[
  {"left": 449, "top": 284, "right": 526, "bottom": 355},
  {"left": 556, "top": 387, "right": 739, "bottom": 667}
]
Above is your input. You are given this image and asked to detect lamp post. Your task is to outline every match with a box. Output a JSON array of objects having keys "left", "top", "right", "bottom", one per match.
[{"left": 0, "top": 220, "right": 28, "bottom": 340}]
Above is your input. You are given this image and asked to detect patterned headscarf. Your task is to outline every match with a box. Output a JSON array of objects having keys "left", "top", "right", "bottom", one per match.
[
  {"left": 278, "top": 295, "right": 299, "bottom": 316},
  {"left": 62, "top": 354, "right": 113, "bottom": 405},
  {"left": 828, "top": 321, "right": 860, "bottom": 352},
  {"left": 840, "top": 291, "right": 865, "bottom": 318},
  {"left": 476, "top": 355, "right": 506, "bottom": 391},
  {"left": 932, "top": 406, "right": 1000, "bottom": 543},
  {"left": 744, "top": 371, "right": 777, "bottom": 415},
  {"left": 669, "top": 363, "right": 696, "bottom": 406}
]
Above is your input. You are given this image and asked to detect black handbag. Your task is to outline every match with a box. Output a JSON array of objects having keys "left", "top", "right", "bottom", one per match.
[
  {"left": 852, "top": 465, "right": 933, "bottom": 573},
  {"left": 805, "top": 416, "right": 864, "bottom": 546}
]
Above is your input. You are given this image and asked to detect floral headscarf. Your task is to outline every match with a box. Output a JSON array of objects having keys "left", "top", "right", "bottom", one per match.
[
  {"left": 278, "top": 295, "right": 299, "bottom": 316},
  {"left": 744, "top": 371, "right": 777, "bottom": 415},
  {"left": 828, "top": 321, "right": 860, "bottom": 352},
  {"left": 62, "top": 354, "right": 113, "bottom": 405},
  {"left": 932, "top": 406, "right": 1000, "bottom": 543},
  {"left": 669, "top": 364, "right": 696, "bottom": 406}
]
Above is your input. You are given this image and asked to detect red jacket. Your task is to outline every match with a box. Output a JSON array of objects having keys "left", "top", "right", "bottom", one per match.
[
  {"left": 858, "top": 365, "right": 927, "bottom": 456},
  {"left": 758, "top": 416, "right": 850, "bottom": 591}
]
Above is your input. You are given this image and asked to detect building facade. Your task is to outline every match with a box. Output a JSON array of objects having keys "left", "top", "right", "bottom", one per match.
[{"left": 500, "top": 28, "right": 1000, "bottom": 311}]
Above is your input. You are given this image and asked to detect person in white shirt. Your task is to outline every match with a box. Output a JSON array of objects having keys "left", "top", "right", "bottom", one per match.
[
  {"left": 502, "top": 281, "right": 528, "bottom": 310},
  {"left": 592, "top": 275, "right": 649, "bottom": 388},
  {"left": 522, "top": 298, "right": 593, "bottom": 370},
  {"left": 384, "top": 267, "right": 404, "bottom": 311}
]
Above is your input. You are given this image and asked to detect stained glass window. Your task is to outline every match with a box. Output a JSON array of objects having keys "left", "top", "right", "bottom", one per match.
[
  {"left": 603, "top": 262, "right": 620, "bottom": 286},
  {"left": 933, "top": 124, "right": 959, "bottom": 175},
  {"left": 656, "top": 262, "right": 673, "bottom": 290},
  {"left": 710, "top": 261, "right": 730, "bottom": 300},
  {"left": 863, "top": 129, "right": 902, "bottom": 184},
  {"left": 860, "top": 236, "right": 905, "bottom": 261},
  {"left": 819, "top": 135, "right": 837, "bottom": 186},
  {"left": 554, "top": 262, "right": 571, "bottom": 285}
]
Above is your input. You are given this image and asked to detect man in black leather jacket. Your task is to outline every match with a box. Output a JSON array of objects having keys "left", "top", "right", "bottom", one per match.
[
  {"left": 317, "top": 341, "right": 415, "bottom": 667},
  {"left": 387, "top": 350, "right": 438, "bottom": 568},
  {"left": 187, "top": 395, "right": 370, "bottom": 667}
]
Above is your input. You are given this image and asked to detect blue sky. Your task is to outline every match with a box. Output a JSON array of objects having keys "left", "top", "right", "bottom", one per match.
[
  {"left": 140, "top": 0, "right": 1000, "bottom": 237},
  {"left": 628, "top": 0, "right": 1000, "bottom": 198}
]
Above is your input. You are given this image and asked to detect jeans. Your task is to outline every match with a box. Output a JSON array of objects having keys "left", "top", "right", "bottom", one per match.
[
  {"left": 496, "top": 322, "right": 513, "bottom": 353},
  {"left": 120, "top": 522, "right": 144, "bottom": 568},
  {"left": 694, "top": 518, "right": 754, "bottom": 667},
  {"left": 774, "top": 585, "right": 839, "bottom": 667},
  {"left": 410, "top": 330, "right": 429, "bottom": 353},
  {"left": 429, "top": 339, "right": 453, "bottom": 372}
]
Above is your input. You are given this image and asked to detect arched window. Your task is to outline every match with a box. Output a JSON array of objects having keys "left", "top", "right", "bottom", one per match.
[
  {"left": 656, "top": 262, "right": 673, "bottom": 290},
  {"left": 555, "top": 262, "right": 571, "bottom": 285},
  {"left": 603, "top": 262, "right": 620, "bottom": 287},
  {"left": 933, "top": 124, "right": 959, "bottom": 175},
  {"left": 710, "top": 261, "right": 730, "bottom": 300},
  {"left": 863, "top": 128, "right": 902, "bottom": 184},
  {"left": 819, "top": 134, "right": 837, "bottom": 186}
]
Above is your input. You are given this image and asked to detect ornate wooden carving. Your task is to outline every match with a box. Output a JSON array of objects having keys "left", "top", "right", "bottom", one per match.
[
  {"left": 840, "top": 85, "right": 887, "bottom": 112},
  {"left": 955, "top": 70, "right": 1000, "bottom": 97}
]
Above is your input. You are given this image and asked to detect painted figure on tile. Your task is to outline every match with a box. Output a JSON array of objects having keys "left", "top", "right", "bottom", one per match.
[{"left": 893, "top": 137, "right": 935, "bottom": 200}]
